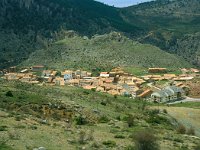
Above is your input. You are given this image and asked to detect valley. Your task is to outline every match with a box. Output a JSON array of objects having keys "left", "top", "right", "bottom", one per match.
[{"left": 0, "top": 0, "right": 200, "bottom": 149}]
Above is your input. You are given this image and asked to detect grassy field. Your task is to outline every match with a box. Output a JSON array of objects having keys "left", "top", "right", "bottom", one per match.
[
  {"left": 172, "top": 102, "right": 200, "bottom": 109},
  {"left": 159, "top": 106, "right": 200, "bottom": 137},
  {"left": 0, "top": 80, "right": 199, "bottom": 149}
]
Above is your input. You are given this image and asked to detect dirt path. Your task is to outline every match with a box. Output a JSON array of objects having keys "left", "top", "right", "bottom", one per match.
[{"left": 159, "top": 106, "right": 200, "bottom": 137}]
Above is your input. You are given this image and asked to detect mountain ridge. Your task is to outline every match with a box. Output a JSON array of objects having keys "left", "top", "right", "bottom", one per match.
[{"left": 0, "top": 0, "right": 199, "bottom": 69}]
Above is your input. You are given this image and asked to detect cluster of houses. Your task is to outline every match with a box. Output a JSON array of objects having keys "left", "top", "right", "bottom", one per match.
[{"left": 1, "top": 66, "right": 200, "bottom": 103}]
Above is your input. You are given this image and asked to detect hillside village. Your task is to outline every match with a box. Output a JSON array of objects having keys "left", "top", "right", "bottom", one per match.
[{"left": 1, "top": 66, "right": 200, "bottom": 103}]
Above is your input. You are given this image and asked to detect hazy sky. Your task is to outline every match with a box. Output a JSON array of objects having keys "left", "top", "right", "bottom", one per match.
[{"left": 95, "top": 0, "right": 153, "bottom": 7}]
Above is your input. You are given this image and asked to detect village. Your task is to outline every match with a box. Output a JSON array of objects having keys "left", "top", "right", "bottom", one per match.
[{"left": 1, "top": 65, "right": 200, "bottom": 103}]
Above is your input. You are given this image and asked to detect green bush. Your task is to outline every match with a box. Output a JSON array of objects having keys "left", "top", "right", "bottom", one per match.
[
  {"left": 163, "top": 109, "right": 168, "bottom": 114},
  {"left": 173, "top": 138, "right": 183, "bottom": 143},
  {"left": 114, "top": 134, "right": 125, "bottom": 139},
  {"left": 5, "top": 91, "right": 13, "bottom": 97},
  {"left": 133, "top": 130, "right": 159, "bottom": 150},
  {"left": 133, "top": 131, "right": 159, "bottom": 150},
  {"left": 147, "top": 115, "right": 169, "bottom": 125},
  {"left": 75, "top": 115, "right": 87, "bottom": 125},
  {"left": 99, "top": 115, "right": 109, "bottom": 123},
  {"left": 102, "top": 140, "right": 116, "bottom": 148},
  {"left": 126, "top": 114, "right": 135, "bottom": 127},
  {"left": 147, "top": 109, "right": 160, "bottom": 116},
  {"left": 0, "top": 126, "right": 8, "bottom": 131}
]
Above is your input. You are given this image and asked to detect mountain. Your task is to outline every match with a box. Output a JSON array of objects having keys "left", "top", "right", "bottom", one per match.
[
  {"left": 0, "top": 0, "right": 199, "bottom": 69},
  {"left": 121, "top": 0, "right": 200, "bottom": 66},
  {"left": 0, "top": 0, "right": 140, "bottom": 69},
  {"left": 20, "top": 31, "right": 192, "bottom": 71}
]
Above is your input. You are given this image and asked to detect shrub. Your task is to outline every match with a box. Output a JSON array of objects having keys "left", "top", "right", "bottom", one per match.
[
  {"left": 114, "top": 134, "right": 125, "bottom": 139},
  {"left": 133, "top": 130, "right": 159, "bottom": 150},
  {"left": 15, "top": 116, "right": 23, "bottom": 121},
  {"left": 187, "top": 127, "right": 195, "bottom": 135},
  {"left": 177, "top": 124, "right": 186, "bottom": 134},
  {"left": 5, "top": 91, "right": 13, "bottom": 97},
  {"left": 116, "top": 115, "right": 121, "bottom": 121},
  {"left": 173, "top": 138, "right": 183, "bottom": 143},
  {"left": 126, "top": 114, "right": 135, "bottom": 127},
  {"left": 100, "top": 101, "right": 107, "bottom": 106},
  {"left": 163, "top": 109, "right": 168, "bottom": 114},
  {"left": 149, "top": 109, "right": 160, "bottom": 115},
  {"left": 124, "top": 145, "right": 135, "bottom": 150},
  {"left": 147, "top": 115, "right": 169, "bottom": 125},
  {"left": 102, "top": 140, "right": 116, "bottom": 148},
  {"left": 91, "top": 142, "right": 100, "bottom": 148},
  {"left": 99, "top": 115, "right": 109, "bottom": 123},
  {"left": 75, "top": 115, "right": 87, "bottom": 125},
  {"left": 0, "top": 126, "right": 8, "bottom": 131}
]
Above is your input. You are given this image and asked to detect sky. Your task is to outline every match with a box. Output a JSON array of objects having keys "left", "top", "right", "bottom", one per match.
[{"left": 95, "top": 0, "right": 153, "bottom": 7}]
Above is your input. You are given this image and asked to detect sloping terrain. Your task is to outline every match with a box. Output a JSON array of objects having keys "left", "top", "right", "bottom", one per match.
[
  {"left": 0, "top": 80, "right": 199, "bottom": 150},
  {"left": 160, "top": 106, "right": 200, "bottom": 137},
  {"left": 0, "top": 0, "right": 139, "bottom": 69},
  {"left": 121, "top": 0, "right": 200, "bottom": 66},
  {"left": 20, "top": 32, "right": 192, "bottom": 70},
  {"left": 1, "top": 0, "right": 200, "bottom": 69}
]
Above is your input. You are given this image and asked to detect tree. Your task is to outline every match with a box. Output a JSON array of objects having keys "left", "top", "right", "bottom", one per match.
[
  {"left": 133, "top": 130, "right": 159, "bottom": 150},
  {"left": 5, "top": 91, "right": 13, "bottom": 97}
]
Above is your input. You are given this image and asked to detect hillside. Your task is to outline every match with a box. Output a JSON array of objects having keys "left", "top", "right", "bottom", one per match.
[
  {"left": 1, "top": 0, "right": 200, "bottom": 69},
  {"left": 121, "top": 0, "right": 200, "bottom": 66},
  {"left": 1, "top": 80, "right": 200, "bottom": 150},
  {"left": 20, "top": 32, "right": 192, "bottom": 70},
  {"left": 0, "top": 0, "right": 140, "bottom": 69}
]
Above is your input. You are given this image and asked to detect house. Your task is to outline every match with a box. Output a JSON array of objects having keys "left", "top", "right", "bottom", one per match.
[
  {"left": 138, "top": 89, "right": 153, "bottom": 98},
  {"left": 104, "top": 78, "right": 114, "bottom": 84},
  {"left": 100, "top": 72, "right": 109, "bottom": 78},
  {"left": 42, "top": 70, "right": 52, "bottom": 77},
  {"left": 20, "top": 77, "right": 32, "bottom": 82},
  {"left": 174, "top": 76, "right": 194, "bottom": 81},
  {"left": 83, "top": 85, "right": 96, "bottom": 90},
  {"left": 163, "top": 74, "right": 176, "bottom": 80},
  {"left": 190, "top": 68, "right": 199, "bottom": 73},
  {"left": 148, "top": 68, "right": 167, "bottom": 73},
  {"left": 96, "top": 86, "right": 105, "bottom": 92},
  {"left": 51, "top": 71, "right": 57, "bottom": 77},
  {"left": 107, "top": 89, "right": 120, "bottom": 96},
  {"left": 55, "top": 77, "right": 65, "bottom": 86},
  {"left": 62, "top": 70, "right": 73, "bottom": 81},
  {"left": 32, "top": 65, "right": 45, "bottom": 72},
  {"left": 68, "top": 79, "right": 80, "bottom": 86},
  {"left": 109, "top": 72, "right": 117, "bottom": 77},
  {"left": 181, "top": 68, "right": 189, "bottom": 74},
  {"left": 4, "top": 73, "right": 19, "bottom": 80},
  {"left": 151, "top": 86, "right": 184, "bottom": 103}
]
